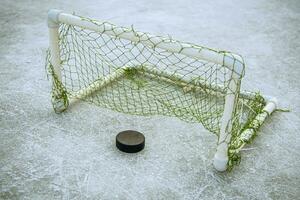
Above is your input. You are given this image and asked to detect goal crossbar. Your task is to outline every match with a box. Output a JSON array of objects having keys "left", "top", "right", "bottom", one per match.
[{"left": 48, "top": 10, "right": 244, "bottom": 77}]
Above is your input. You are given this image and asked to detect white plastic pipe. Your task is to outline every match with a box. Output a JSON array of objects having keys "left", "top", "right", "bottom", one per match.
[
  {"left": 47, "top": 9, "right": 244, "bottom": 77},
  {"left": 213, "top": 72, "right": 240, "bottom": 172},
  {"left": 48, "top": 27, "right": 62, "bottom": 81},
  {"left": 144, "top": 67, "right": 260, "bottom": 102},
  {"left": 71, "top": 64, "right": 261, "bottom": 103},
  {"left": 238, "top": 98, "right": 278, "bottom": 144},
  {"left": 72, "top": 67, "right": 127, "bottom": 100}
]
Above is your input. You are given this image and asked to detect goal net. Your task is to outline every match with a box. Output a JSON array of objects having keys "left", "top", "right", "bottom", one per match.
[{"left": 46, "top": 10, "right": 277, "bottom": 171}]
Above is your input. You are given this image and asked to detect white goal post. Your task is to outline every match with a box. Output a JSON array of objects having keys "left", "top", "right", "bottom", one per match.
[{"left": 47, "top": 9, "right": 278, "bottom": 172}]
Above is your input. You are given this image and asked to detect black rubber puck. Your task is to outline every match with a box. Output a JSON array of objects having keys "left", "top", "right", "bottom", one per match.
[{"left": 116, "top": 130, "right": 145, "bottom": 153}]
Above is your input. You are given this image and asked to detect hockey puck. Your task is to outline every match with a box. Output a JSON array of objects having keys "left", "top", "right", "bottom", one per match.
[{"left": 116, "top": 130, "right": 145, "bottom": 153}]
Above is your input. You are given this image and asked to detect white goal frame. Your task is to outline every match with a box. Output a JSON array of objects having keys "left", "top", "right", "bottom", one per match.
[{"left": 47, "top": 9, "right": 277, "bottom": 172}]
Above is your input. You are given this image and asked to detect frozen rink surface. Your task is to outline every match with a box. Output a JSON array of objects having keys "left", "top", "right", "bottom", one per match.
[{"left": 0, "top": 0, "right": 300, "bottom": 199}]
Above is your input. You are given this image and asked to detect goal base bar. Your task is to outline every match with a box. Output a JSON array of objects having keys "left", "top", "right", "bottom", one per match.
[{"left": 70, "top": 65, "right": 273, "bottom": 103}]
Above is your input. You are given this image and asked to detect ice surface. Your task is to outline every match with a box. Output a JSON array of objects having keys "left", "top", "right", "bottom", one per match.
[{"left": 0, "top": 0, "right": 300, "bottom": 199}]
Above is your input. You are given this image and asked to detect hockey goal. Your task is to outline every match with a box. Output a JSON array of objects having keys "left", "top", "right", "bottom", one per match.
[{"left": 46, "top": 9, "right": 278, "bottom": 171}]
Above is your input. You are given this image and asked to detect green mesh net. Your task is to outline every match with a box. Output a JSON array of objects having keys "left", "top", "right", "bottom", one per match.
[{"left": 46, "top": 16, "right": 267, "bottom": 170}]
